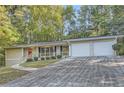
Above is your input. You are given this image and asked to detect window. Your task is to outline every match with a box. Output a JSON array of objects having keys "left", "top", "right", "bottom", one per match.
[
  {"left": 40, "top": 48, "right": 45, "bottom": 56},
  {"left": 46, "top": 48, "right": 49, "bottom": 56}
]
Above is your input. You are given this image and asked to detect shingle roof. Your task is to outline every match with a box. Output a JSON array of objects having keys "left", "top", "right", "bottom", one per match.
[{"left": 6, "top": 41, "right": 68, "bottom": 49}]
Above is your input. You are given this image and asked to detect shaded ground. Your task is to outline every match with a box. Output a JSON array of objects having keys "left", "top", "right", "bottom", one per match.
[
  {"left": 0, "top": 67, "right": 29, "bottom": 84},
  {"left": 2, "top": 56, "right": 124, "bottom": 87}
]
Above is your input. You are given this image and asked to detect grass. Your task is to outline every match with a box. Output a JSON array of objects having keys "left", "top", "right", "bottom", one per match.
[
  {"left": 20, "top": 59, "right": 59, "bottom": 68},
  {"left": 0, "top": 67, "right": 29, "bottom": 84}
]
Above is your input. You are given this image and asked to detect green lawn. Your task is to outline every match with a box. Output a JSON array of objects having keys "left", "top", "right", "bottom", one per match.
[
  {"left": 20, "top": 59, "right": 59, "bottom": 68},
  {"left": 0, "top": 67, "right": 29, "bottom": 84}
]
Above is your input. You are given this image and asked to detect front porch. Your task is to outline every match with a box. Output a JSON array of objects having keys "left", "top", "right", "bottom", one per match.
[
  {"left": 25, "top": 45, "right": 69, "bottom": 61},
  {"left": 38, "top": 46, "right": 69, "bottom": 60}
]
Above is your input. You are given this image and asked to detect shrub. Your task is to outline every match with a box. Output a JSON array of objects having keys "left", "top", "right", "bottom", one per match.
[
  {"left": 57, "top": 55, "right": 62, "bottom": 59},
  {"left": 26, "top": 58, "right": 33, "bottom": 62},
  {"left": 0, "top": 61, "right": 5, "bottom": 66},
  {"left": 34, "top": 57, "right": 38, "bottom": 61},
  {"left": 41, "top": 57, "right": 45, "bottom": 60},
  {"left": 112, "top": 44, "right": 119, "bottom": 51},
  {"left": 119, "top": 47, "right": 124, "bottom": 55},
  {"left": 46, "top": 57, "right": 50, "bottom": 60},
  {"left": 51, "top": 56, "right": 56, "bottom": 59},
  {"left": 113, "top": 37, "right": 124, "bottom": 56}
]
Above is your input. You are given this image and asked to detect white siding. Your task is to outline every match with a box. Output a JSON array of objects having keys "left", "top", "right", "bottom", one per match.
[
  {"left": 94, "top": 41, "right": 115, "bottom": 56},
  {"left": 5, "top": 48, "right": 23, "bottom": 66},
  {"left": 70, "top": 39, "right": 116, "bottom": 57},
  {"left": 71, "top": 43, "right": 90, "bottom": 57}
]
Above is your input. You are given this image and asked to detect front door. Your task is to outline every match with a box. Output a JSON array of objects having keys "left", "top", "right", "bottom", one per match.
[{"left": 28, "top": 48, "right": 32, "bottom": 58}]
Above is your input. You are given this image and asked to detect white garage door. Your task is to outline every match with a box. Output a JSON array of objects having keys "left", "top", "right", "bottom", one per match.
[
  {"left": 71, "top": 43, "right": 90, "bottom": 57},
  {"left": 94, "top": 41, "right": 114, "bottom": 56}
]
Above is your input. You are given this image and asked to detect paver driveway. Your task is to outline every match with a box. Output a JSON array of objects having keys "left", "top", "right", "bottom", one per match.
[{"left": 2, "top": 56, "right": 124, "bottom": 87}]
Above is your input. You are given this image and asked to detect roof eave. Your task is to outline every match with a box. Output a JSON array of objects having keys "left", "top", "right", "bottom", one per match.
[{"left": 64, "top": 35, "right": 124, "bottom": 42}]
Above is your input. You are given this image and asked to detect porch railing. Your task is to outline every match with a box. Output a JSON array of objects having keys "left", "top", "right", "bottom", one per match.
[{"left": 39, "top": 52, "right": 69, "bottom": 58}]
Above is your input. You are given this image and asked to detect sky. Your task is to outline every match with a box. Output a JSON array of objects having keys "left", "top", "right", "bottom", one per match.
[{"left": 73, "top": 5, "right": 80, "bottom": 10}]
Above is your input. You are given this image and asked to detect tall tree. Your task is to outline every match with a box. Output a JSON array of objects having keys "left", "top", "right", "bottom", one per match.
[
  {"left": 6, "top": 6, "right": 32, "bottom": 44},
  {"left": 77, "top": 5, "right": 92, "bottom": 38},
  {"left": 0, "top": 6, "right": 19, "bottom": 48},
  {"left": 29, "top": 6, "right": 63, "bottom": 42},
  {"left": 78, "top": 6, "right": 92, "bottom": 32},
  {"left": 109, "top": 6, "right": 124, "bottom": 35},
  {"left": 90, "top": 5, "right": 111, "bottom": 36},
  {"left": 0, "top": 6, "right": 19, "bottom": 65}
]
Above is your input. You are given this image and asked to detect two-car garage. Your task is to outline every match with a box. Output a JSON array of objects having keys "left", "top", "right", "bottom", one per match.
[{"left": 69, "top": 38, "right": 116, "bottom": 57}]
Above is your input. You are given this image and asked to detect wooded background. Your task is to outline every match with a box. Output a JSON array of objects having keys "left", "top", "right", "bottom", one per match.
[{"left": 0, "top": 5, "right": 124, "bottom": 66}]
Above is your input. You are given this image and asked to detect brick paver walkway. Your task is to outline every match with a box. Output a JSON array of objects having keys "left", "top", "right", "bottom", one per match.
[{"left": 2, "top": 56, "right": 124, "bottom": 87}]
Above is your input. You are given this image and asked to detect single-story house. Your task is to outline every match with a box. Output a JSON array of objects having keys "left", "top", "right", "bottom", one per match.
[{"left": 5, "top": 35, "right": 124, "bottom": 66}]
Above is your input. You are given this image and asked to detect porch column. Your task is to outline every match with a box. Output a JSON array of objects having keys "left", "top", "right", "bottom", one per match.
[
  {"left": 35, "top": 47, "right": 40, "bottom": 60},
  {"left": 52, "top": 47, "right": 55, "bottom": 56},
  {"left": 49, "top": 47, "right": 51, "bottom": 58},
  {"left": 55, "top": 46, "right": 57, "bottom": 59},
  {"left": 61, "top": 46, "right": 63, "bottom": 57},
  {"left": 44, "top": 47, "right": 46, "bottom": 60},
  {"left": 38, "top": 47, "right": 41, "bottom": 60}
]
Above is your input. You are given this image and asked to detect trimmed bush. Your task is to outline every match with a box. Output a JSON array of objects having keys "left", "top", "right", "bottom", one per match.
[
  {"left": 57, "top": 55, "right": 62, "bottom": 59},
  {"left": 34, "top": 57, "right": 38, "bottom": 61},
  {"left": 51, "top": 56, "right": 56, "bottom": 59},
  {"left": 46, "top": 57, "right": 50, "bottom": 60},
  {"left": 26, "top": 58, "right": 33, "bottom": 62},
  {"left": 41, "top": 57, "right": 45, "bottom": 60}
]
